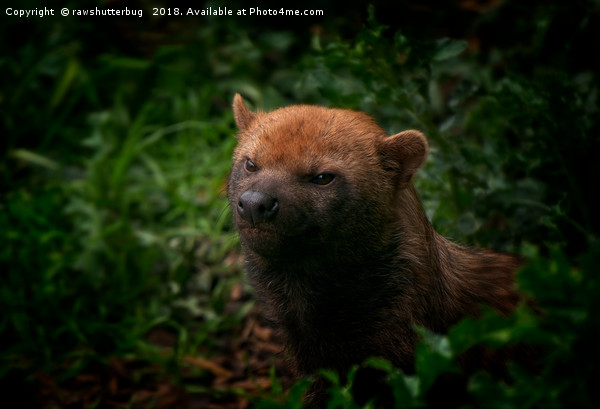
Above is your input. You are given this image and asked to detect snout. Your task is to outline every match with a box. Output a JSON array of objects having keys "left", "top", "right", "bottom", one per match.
[{"left": 237, "top": 190, "right": 279, "bottom": 225}]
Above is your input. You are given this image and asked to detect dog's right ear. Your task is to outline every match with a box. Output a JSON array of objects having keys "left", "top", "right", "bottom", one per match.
[{"left": 233, "top": 93, "right": 256, "bottom": 133}]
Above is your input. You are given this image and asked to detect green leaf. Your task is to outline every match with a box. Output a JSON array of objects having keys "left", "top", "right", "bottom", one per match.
[
  {"left": 432, "top": 38, "right": 468, "bottom": 61},
  {"left": 456, "top": 212, "right": 479, "bottom": 235},
  {"left": 416, "top": 328, "right": 459, "bottom": 394},
  {"left": 11, "top": 149, "right": 59, "bottom": 170},
  {"left": 50, "top": 58, "right": 80, "bottom": 109}
]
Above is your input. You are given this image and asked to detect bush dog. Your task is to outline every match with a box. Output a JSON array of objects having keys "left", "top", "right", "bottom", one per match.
[{"left": 227, "top": 94, "right": 522, "bottom": 404}]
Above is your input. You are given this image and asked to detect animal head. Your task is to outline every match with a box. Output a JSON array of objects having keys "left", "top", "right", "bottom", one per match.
[{"left": 227, "top": 94, "right": 428, "bottom": 260}]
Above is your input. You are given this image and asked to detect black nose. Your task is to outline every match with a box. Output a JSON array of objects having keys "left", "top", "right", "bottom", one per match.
[{"left": 237, "top": 190, "right": 279, "bottom": 225}]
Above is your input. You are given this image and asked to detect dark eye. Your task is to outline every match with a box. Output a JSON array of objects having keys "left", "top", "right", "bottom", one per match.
[
  {"left": 244, "top": 158, "right": 257, "bottom": 172},
  {"left": 311, "top": 173, "right": 335, "bottom": 185}
]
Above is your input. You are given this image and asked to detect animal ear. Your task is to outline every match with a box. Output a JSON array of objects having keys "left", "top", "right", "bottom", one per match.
[
  {"left": 232, "top": 93, "right": 256, "bottom": 133},
  {"left": 378, "top": 130, "right": 429, "bottom": 185}
]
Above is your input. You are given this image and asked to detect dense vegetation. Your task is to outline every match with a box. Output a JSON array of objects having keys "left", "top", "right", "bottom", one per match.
[{"left": 2, "top": 1, "right": 599, "bottom": 407}]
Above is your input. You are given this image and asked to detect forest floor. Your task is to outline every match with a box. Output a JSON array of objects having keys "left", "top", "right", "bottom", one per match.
[{"left": 34, "top": 290, "right": 293, "bottom": 409}]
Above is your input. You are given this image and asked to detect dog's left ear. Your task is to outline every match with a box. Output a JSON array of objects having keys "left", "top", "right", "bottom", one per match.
[{"left": 378, "top": 130, "right": 429, "bottom": 186}]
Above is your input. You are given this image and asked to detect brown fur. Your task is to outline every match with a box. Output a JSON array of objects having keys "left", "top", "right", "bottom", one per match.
[{"left": 227, "top": 94, "right": 522, "bottom": 404}]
